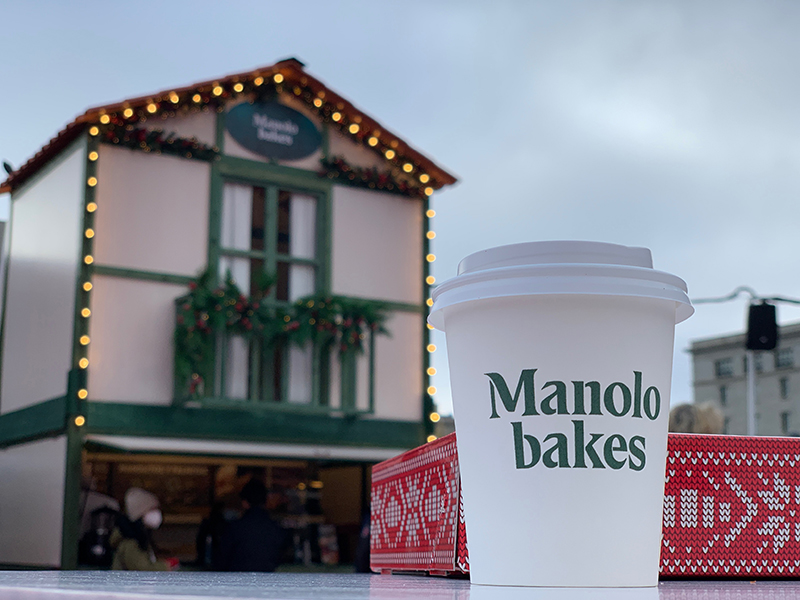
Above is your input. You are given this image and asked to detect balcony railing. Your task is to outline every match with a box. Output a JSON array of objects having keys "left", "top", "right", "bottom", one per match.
[{"left": 172, "top": 274, "right": 387, "bottom": 414}]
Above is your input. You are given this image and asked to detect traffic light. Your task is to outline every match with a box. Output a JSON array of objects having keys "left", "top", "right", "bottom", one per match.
[{"left": 746, "top": 301, "right": 778, "bottom": 351}]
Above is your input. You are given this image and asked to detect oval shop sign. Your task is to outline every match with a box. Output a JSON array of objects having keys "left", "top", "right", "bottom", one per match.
[{"left": 226, "top": 101, "right": 322, "bottom": 160}]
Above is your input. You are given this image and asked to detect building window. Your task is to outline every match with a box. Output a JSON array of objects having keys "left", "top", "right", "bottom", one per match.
[
  {"left": 780, "top": 377, "right": 790, "bottom": 400},
  {"left": 776, "top": 348, "right": 794, "bottom": 370},
  {"left": 781, "top": 412, "right": 790, "bottom": 435},
  {"left": 715, "top": 358, "right": 734, "bottom": 378},
  {"left": 719, "top": 385, "right": 727, "bottom": 406},
  {"left": 217, "top": 181, "right": 323, "bottom": 404}
]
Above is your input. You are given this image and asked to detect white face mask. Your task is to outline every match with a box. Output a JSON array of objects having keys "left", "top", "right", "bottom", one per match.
[{"left": 143, "top": 509, "right": 163, "bottom": 529}]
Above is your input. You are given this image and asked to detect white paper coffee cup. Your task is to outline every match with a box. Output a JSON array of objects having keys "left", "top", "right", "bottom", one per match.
[{"left": 429, "top": 241, "right": 692, "bottom": 588}]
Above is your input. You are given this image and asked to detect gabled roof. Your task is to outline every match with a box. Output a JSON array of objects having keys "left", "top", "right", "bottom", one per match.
[{"left": 0, "top": 58, "right": 457, "bottom": 195}]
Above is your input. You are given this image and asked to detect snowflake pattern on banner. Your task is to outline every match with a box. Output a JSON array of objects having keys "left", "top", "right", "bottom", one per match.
[
  {"left": 370, "top": 434, "right": 461, "bottom": 573},
  {"left": 661, "top": 433, "right": 800, "bottom": 578},
  {"left": 371, "top": 432, "right": 800, "bottom": 578}
]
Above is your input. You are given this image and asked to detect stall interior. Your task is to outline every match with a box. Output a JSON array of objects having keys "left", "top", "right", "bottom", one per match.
[{"left": 79, "top": 450, "right": 371, "bottom": 571}]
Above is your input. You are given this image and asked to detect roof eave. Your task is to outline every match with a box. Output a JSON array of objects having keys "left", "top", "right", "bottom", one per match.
[{"left": 2, "top": 58, "right": 457, "bottom": 194}]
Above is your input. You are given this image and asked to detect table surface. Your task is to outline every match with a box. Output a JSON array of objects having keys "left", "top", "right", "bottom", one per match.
[{"left": 0, "top": 573, "right": 800, "bottom": 600}]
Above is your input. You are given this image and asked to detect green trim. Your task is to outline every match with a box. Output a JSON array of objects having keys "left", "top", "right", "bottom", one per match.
[
  {"left": 208, "top": 164, "right": 224, "bottom": 286},
  {"left": 93, "top": 264, "right": 195, "bottom": 286},
  {"left": 321, "top": 123, "right": 329, "bottom": 162},
  {"left": 368, "top": 331, "right": 376, "bottom": 413},
  {"left": 337, "top": 295, "right": 423, "bottom": 314},
  {"left": 0, "top": 563, "right": 55, "bottom": 571},
  {"left": 215, "top": 107, "right": 227, "bottom": 154},
  {"left": 264, "top": 186, "right": 279, "bottom": 278},
  {"left": 61, "top": 420, "right": 83, "bottom": 569},
  {"left": 0, "top": 396, "right": 67, "bottom": 448},
  {"left": 318, "top": 183, "right": 332, "bottom": 294},
  {"left": 85, "top": 402, "right": 424, "bottom": 449},
  {"left": 218, "top": 155, "right": 332, "bottom": 195},
  {"left": 340, "top": 351, "right": 357, "bottom": 413},
  {"left": 71, "top": 134, "right": 96, "bottom": 378},
  {"left": 423, "top": 195, "right": 433, "bottom": 434}
]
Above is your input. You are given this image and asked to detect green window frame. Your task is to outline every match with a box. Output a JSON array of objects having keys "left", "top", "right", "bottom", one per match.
[{"left": 207, "top": 156, "right": 333, "bottom": 408}]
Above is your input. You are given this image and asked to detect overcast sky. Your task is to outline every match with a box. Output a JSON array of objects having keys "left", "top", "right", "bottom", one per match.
[{"left": 3, "top": 1, "right": 800, "bottom": 415}]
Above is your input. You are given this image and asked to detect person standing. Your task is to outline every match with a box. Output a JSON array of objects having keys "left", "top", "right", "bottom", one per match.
[
  {"left": 215, "top": 478, "right": 285, "bottom": 572},
  {"left": 110, "top": 488, "right": 177, "bottom": 571}
]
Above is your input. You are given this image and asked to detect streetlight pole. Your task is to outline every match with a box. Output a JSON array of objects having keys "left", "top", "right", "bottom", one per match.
[
  {"left": 745, "top": 349, "right": 756, "bottom": 435},
  {"left": 692, "top": 287, "right": 800, "bottom": 437}
]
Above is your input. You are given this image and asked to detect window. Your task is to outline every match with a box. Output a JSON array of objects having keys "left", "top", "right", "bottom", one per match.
[
  {"left": 781, "top": 412, "right": 790, "bottom": 435},
  {"left": 715, "top": 358, "right": 734, "bottom": 378},
  {"left": 780, "top": 377, "right": 790, "bottom": 400},
  {"left": 776, "top": 347, "right": 794, "bottom": 370},
  {"left": 719, "top": 385, "right": 727, "bottom": 406},
  {"left": 217, "top": 181, "right": 322, "bottom": 404}
]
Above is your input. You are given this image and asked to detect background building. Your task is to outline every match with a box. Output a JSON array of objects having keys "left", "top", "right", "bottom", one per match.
[
  {"left": 690, "top": 322, "right": 800, "bottom": 436},
  {"left": 0, "top": 59, "right": 455, "bottom": 569}
]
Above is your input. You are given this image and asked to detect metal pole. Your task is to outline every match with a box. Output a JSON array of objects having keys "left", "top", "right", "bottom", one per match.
[{"left": 746, "top": 349, "right": 756, "bottom": 435}]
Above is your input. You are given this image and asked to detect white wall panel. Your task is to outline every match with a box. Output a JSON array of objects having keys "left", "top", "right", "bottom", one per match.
[
  {"left": 1, "top": 141, "right": 85, "bottom": 413},
  {"left": 0, "top": 436, "right": 66, "bottom": 566},
  {"left": 93, "top": 146, "right": 209, "bottom": 276},
  {"left": 328, "top": 128, "right": 385, "bottom": 171},
  {"left": 145, "top": 110, "right": 215, "bottom": 146},
  {"left": 371, "top": 311, "right": 423, "bottom": 421},
  {"left": 87, "top": 276, "right": 185, "bottom": 404},
  {"left": 331, "top": 186, "right": 422, "bottom": 304}
]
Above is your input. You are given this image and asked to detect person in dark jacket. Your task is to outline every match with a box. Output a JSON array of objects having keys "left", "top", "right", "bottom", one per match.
[{"left": 215, "top": 478, "right": 285, "bottom": 572}]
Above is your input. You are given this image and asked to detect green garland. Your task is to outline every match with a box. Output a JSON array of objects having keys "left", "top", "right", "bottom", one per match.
[
  {"left": 320, "top": 157, "right": 425, "bottom": 198},
  {"left": 100, "top": 122, "right": 219, "bottom": 161},
  {"left": 174, "top": 271, "right": 389, "bottom": 399}
]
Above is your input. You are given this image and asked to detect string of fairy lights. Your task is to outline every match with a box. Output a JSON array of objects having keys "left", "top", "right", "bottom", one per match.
[{"left": 66, "top": 66, "right": 444, "bottom": 428}]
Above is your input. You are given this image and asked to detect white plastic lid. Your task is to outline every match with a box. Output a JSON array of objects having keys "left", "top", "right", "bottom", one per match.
[{"left": 429, "top": 241, "right": 693, "bottom": 330}]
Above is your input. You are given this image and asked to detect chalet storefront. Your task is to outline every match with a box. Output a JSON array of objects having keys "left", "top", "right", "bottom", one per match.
[{"left": 0, "top": 58, "right": 455, "bottom": 568}]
